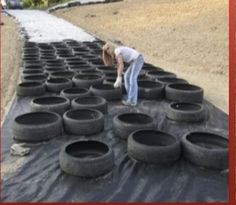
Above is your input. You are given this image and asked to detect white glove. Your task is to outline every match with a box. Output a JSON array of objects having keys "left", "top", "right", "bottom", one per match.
[{"left": 114, "top": 76, "right": 122, "bottom": 88}]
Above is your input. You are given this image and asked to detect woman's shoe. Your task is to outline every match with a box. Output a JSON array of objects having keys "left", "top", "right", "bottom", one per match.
[{"left": 122, "top": 100, "right": 136, "bottom": 106}]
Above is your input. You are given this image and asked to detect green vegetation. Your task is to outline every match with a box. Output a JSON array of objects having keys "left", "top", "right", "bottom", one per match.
[{"left": 22, "top": 0, "right": 71, "bottom": 9}]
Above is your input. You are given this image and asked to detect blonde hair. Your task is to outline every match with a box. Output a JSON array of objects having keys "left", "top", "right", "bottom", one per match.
[{"left": 102, "top": 42, "right": 116, "bottom": 66}]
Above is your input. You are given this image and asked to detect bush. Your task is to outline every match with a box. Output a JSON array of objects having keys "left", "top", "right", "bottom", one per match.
[
  {"left": 23, "top": 0, "right": 70, "bottom": 8},
  {"left": 23, "top": 0, "right": 33, "bottom": 8}
]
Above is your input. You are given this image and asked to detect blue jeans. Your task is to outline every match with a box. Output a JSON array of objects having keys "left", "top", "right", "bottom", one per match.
[{"left": 124, "top": 55, "right": 144, "bottom": 104}]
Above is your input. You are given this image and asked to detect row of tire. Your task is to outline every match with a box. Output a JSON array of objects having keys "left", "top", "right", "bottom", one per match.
[
  {"left": 18, "top": 39, "right": 206, "bottom": 123},
  {"left": 13, "top": 108, "right": 228, "bottom": 177},
  {"left": 12, "top": 39, "right": 228, "bottom": 178}
]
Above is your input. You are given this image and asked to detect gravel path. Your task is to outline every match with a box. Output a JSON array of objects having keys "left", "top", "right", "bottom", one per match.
[{"left": 7, "top": 10, "right": 95, "bottom": 43}]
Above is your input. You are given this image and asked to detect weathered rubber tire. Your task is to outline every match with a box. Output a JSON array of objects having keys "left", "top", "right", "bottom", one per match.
[
  {"left": 167, "top": 102, "right": 206, "bottom": 122},
  {"left": 46, "top": 78, "right": 73, "bottom": 93},
  {"left": 66, "top": 61, "right": 88, "bottom": 67},
  {"left": 12, "top": 111, "right": 62, "bottom": 142},
  {"left": 23, "top": 57, "right": 39, "bottom": 61},
  {"left": 40, "top": 56, "right": 57, "bottom": 61},
  {"left": 49, "top": 71, "right": 75, "bottom": 79},
  {"left": 71, "top": 96, "right": 107, "bottom": 114},
  {"left": 90, "top": 84, "right": 122, "bottom": 101},
  {"left": 89, "top": 59, "right": 104, "bottom": 65},
  {"left": 68, "top": 66, "right": 95, "bottom": 73},
  {"left": 58, "top": 54, "right": 74, "bottom": 59},
  {"left": 44, "top": 59, "right": 64, "bottom": 65},
  {"left": 181, "top": 131, "right": 228, "bottom": 170},
  {"left": 80, "top": 70, "right": 103, "bottom": 76},
  {"left": 17, "top": 82, "right": 46, "bottom": 97},
  {"left": 22, "top": 70, "right": 44, "bottom": 77},
  {"left": 103, "top": 78, "right": 126, "bottom": 94},
  {"left": 63, "top": 109, "right": 104, "bottom": 135},
  {"left": 104, "top": 73, "right": 117, "bottom": 80},
  {"left": 59, "top": 140, "right": 114, "bottom": 177},
  {"left": 72, "top": 74, "right": 104, "bottom": 88},
  {"left": 128, "top": 129, "right": 181, "bottom": 164},
  {"left": 24, "top": 61, "right": 43, "bottom": 67},
  {"left": 22, "top": 74, "right": 47, "bottom": 83},
  {"left": 60, "top": 87, "right": 91, "bottom": 101},
  {"left": 138, "top": 80, "right": 165, "bottom": 100},
  {"left": 156, "top": 77, "right": 188, "bottom": 85},
  {"left": 23, "top": 64, "right": 43, "bottom": 70},
  {"left": 165, "top": 83, "right": 204, "bottom": 103},
  {"left": 64, "top": 57, "right": 84, "bottom": 63},
  {"left": 45, "top": 68, "right": 67, "bottom": 75},
  {"left": 146, "top": 71, "right": 176, "bottom": 80},
  {"left": 30, "top": 96, "right": 70, "bottom": 116},
  {"left": 142, "top": 65, "right": 163, "bottom": 73},
  {"left": 96, "top": 66, "right": 116, "bottom": 74},
  {"left": 113, "top": 113, "right": 155, "bottom": 139}
]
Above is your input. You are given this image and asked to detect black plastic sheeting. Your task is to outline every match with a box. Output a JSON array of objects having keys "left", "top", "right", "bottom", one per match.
[{"left": 2, "top": 94, "right": 228, "bottom": 202}]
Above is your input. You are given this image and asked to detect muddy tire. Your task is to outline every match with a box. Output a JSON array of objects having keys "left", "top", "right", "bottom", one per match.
[
  {"left": 12, "top": 112, "right": 62, "bottom": 142},
  {"left": 60, "top": 88, "right": 91, "bottom": 101},
  {"left": 138, "top": 80, "right": 164, "bottom": 100},
  {"left": 63, "top": 109, "right": 104, "bottom": 135},
  {"left": 165, "top": 83, "right": 204, "bottom": 103},
  {"left": 128, "top": 130, "right": 181, "bottom": 164},
  {"left": 181, "top": 131, "right": 228, "bottom": 170},
  {"left": 30, "top": 96, "right": 70, "bottom": 116},
  {"left": 113, "top": 113, "right": 155, "bottom": 139},
  {"left": 156, "top": 77, "right": 188, "bottom": 85},
  {"left": 49, "top": 71, "right": 75, "bottom": 79},
  {"left": 22, "top": 74, "right": 47, "bottom": 83},
  {"left": 146, "top": 71, "right": 176, "bottom": 80},
  {"left": 167, "top": 102, "right": 206, "bottom": 122},
  {"left": 46, "top": 78, "right": 73, "bottom": 93},
  {"left": 90, "top": 84, "right": 122, "bottom": 101},
  {"left": 59, "top": 140, "right": 114, "bottom": 177},
  {"left": 71, "top": 96, "right": 107, "bottom": 114},
  {"left": 72, "top": 74, "right": 104, "bottom": 88},
  {"left": 17, "top": 82, "right": 46, "bottom": 97}
]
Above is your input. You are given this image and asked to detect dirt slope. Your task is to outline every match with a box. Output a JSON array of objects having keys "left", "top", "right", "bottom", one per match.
[
  {"left": 54, "top": 0, "right": 229, "bottom": 113},
  {"left": 1, "top": 14, "right": 22, "bottom": 122}
]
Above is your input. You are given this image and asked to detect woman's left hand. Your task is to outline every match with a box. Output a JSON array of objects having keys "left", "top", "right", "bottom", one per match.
[{"left": 114, "top": 76, "right": 122, "bottom": 88}]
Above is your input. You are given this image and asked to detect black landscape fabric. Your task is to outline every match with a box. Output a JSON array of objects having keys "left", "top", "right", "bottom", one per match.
[{"left": 2, "top": 94, "right": 228, "bottom": 202}]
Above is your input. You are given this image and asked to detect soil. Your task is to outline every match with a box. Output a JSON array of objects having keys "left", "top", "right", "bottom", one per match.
[
  {"left": 54, "top": 0, "right": 229, "bottom": 113},
  {"left": 1, "top": 14, "right": 22, "bottom": 123}
]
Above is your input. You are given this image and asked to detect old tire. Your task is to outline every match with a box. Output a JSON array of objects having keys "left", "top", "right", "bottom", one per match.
[
  {"left": 60, "top": 88, "right": 91, "bottom": 101},
  {"left": 17, "top": 82, "right": 46, "bottom": 97},
  {"left": 138, "top": 80, "right": 164, "bottom": 100},
  {"left": 49, "top": 71, "right": 75, "bottom": 79},
  {"left": 46, "top": 78, "right": 73, "bottom": 93},
  {"left": 165, "top": 83, "right": 204, "bottom": 103},
  {"left": 63, "top": 109, "right": 104, "bottom": 135},
  {"left": 12, "top": 112, "right": 62, "bottom": 142},
  {"left": 156, "top": 77, "right": 188, "bottom": 85},
  {"left": 181, "top": 131, "right": 228, "bottom": 170},
  {"left": 113, "top": 113, "right": 155, "bottom": 139},
  {"left": 90, "top": 84, "right": 122, "bottom": 101},
  {"left": 22, "top": 74, "right": 47, "bottom": 83},
  {"left": 128, "top": 129, "right": 181, "bottom": 164},
  {"left": 167, "top": 102, "right": 206, "bottom": 122},
  {"left": 72, "top": 74, "right": 104, "bottom": 88},
  {"left": 71, "top": 96, "right": 107, "bottom": 114},
  {"left": 59, "top": 140, "right": 114, "bottom": 177},
  {"left": 30, "top": 96, "right": 70, "bottom": 116},
  {"left": 146, "top": 71, "right": 176, "bottom": 80}
]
